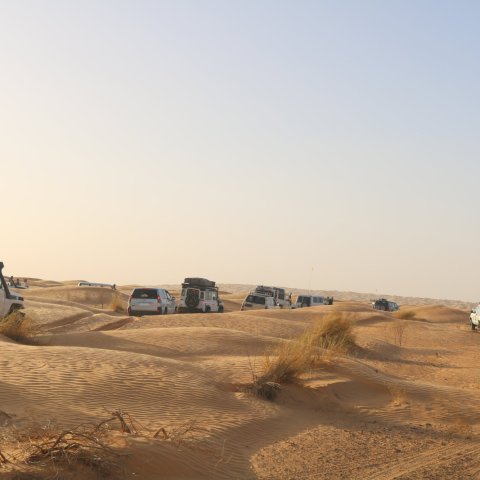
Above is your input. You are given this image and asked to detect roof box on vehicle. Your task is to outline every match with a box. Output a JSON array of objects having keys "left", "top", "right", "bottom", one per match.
[
  {"left": 254, "top": 285, "right": 285, "bottom": 296},
  {"left": 182, "top": 277, "right": 216, "bottom": 288}
]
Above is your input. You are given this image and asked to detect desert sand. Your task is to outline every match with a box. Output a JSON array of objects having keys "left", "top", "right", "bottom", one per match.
[{"left": 0, "top": 280, "right": 479, "bottom": 479}]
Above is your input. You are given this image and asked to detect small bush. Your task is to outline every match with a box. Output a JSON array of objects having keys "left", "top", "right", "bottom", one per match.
[
  {"left": 247, "top": 312, "right": 356, "bottom": 400},
  {"left": 110, "top": 293, "right": 125, "bottom": 313},
  {"left": 261, "top": 340, "right": 315, "bottom": 385},
  {"left": 304, "top": 312, "right": 355, "bottom": 355},
  {"left": 245, "top": 340, "right": 313, "bottom": 401},
  {"left": 0, "top": 311, "right": 37, "bottom": 345}
]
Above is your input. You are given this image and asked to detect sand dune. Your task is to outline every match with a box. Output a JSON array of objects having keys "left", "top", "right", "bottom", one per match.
[{"left": 0, "top": 281, "right": 478, "bottom": 479}]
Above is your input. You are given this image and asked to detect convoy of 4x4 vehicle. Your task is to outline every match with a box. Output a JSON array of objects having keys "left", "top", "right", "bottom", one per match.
[
  {"left": 0, "top": 260, "right": 342, "bottom": 319},
  {"left": 3, "top": 256, "right": 479, "bottom": 332}
]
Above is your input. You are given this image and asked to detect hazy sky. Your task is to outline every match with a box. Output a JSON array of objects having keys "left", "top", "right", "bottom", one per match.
[{"left": 1, "top": 1, "right": 479, "bottom": 300}]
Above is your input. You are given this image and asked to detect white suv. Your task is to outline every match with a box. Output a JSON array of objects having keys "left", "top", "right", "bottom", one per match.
[
  {"left": 128, "top": 288, "right": 176, "bottom": 316},
  {"left": 253, "top": 285, "right": 291, "bottom": 308},
  {"left": 178, "top": 277, "right": 224, "bottom": 313},
  {"left": 241, "top": 292, "right": 279, "bottom": 310},
  {"left": 0, "top": 262, "right": 25, "bottom": 317}
]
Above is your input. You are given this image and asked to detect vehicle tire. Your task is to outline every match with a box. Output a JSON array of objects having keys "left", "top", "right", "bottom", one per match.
[
  {"left": 218, "top": 305, "right": 224, "bottom": 313},
  {"left": 205, "top": 306, "right": 211, "bottom": 313},
  {"left": 8, "top": 304, "right": 23, "bottom": 315},
  {"left": 164, "top": 307, "right": 168, "bottom": 314}
]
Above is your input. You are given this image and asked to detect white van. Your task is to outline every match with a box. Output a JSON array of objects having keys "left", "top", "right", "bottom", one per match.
[
  {"left": 128, "top": 288, "right": 176, "bottom": 316},
  {"left": 241, "top": 293, "right": 279, "bottom": 311},
  {"left": 295, "top": 295, "right": 324, "bottom": 308}
]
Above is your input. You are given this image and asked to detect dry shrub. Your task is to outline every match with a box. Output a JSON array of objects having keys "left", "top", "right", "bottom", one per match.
[
  {"left": 244, "top": 340, "right": 314, "bottom": 400},
  {"left": 25, "top": 425, "right": 119, "bottom": 475},
  {"left": 0, "top": 418, "right": 121, "bottom": 479},
  {"left": 305, "top": 312, "right": 355, "bottom": 356},
  {"left": 248, "top": 313, "right": 356, "bottom": 400},
  {"left": 389, "top": 320, "right": 408, "bottom": 347},
  {"left": 396, "top": 310, "right": 416, "bottom": 320},
  {"left": 262, "top": 340, "right": 315, "bottom": 385},
  {"left": 0, "top": 410, "right": 194, "bottom": 479},
  {"left": 0, "top": 311, "right": 37, "bottom": 345},
  {"left": 110, "top": 293, "right": 125, "bottom": 313}
]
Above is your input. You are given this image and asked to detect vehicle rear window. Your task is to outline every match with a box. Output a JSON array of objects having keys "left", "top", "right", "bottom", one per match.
[
  {"left": 246, "top": 295, "right": 266, "bottom": 305},
  {"left": 132, "top": 289, "right": 157, "bottom": 299},
  {"left": 298, "top": 296, "right": 311, "bottom": 306}
]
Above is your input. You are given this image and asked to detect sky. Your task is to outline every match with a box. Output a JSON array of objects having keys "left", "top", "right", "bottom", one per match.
[{"left": 1, "top": 1, "right": 479, "bottom": 300}]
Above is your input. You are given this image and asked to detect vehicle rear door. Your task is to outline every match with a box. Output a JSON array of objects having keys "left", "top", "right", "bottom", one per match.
[{"left": 131, "top": 289, "right": 158, "bottom": 311}]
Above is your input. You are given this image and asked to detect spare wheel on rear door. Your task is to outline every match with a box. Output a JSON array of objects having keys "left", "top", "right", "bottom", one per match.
[{"left": 185, "top": 289, "right": 200, "bottom": 308}]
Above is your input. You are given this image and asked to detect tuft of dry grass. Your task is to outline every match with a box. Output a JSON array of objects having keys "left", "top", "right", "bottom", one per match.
[
  {"left": 110, "top": 293, "right": 125, "bottom": 313},
  {"left": 305, "top": 312, "right": 356, "bottom": 355},
  {"left": 0, "top": 311, "right": 38, "bottom": 345},
  {"left": 261, "top": 340, "right": 315, "bottom": 385},
  {"left": 247, "top": 313, "right": 356, "bottom": 400}
]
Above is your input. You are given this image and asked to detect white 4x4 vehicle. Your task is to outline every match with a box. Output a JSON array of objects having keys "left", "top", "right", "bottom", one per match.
[
  {"left": 128, "top": 288, "right": 176, "bottom": 316},
  {"left": 178, "top": 278, "right": 224, "bottom": 313},
  {"left": 470, "top": 306, "right": 480, "bottom": 331},
  {"left": 241, "top": 292, "right": 279, "bottom": 310},
  {"left": 0, "top": 262, "right": 25, "bottom": 317},
  {"left": 254, "top": 285, "right": 291, "bottom": 308}
]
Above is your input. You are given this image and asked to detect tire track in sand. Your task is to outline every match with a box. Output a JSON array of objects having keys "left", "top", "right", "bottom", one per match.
[{"left": 366, "top": 442, "right": 480, "bottom": 480}]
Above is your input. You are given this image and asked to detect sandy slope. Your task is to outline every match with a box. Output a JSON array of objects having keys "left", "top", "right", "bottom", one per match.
[{"left": 0, "top": 281, "right": 479, "bottom": 479}]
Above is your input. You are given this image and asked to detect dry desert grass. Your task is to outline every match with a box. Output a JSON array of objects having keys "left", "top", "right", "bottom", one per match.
[
  {"left": 0, "top": 311, "right": 38, "bottom": 345},
  {"left": 248, "top": 313, "right": 356, "bottom": 400}
]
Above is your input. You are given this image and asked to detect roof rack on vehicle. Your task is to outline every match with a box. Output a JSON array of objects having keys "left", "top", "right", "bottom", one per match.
[{"left": 182, "top": 277, "right": 217, "bottom": 289}]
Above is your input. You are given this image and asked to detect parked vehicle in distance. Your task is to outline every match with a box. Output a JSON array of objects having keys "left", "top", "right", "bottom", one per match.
[
  {"left": 241, "top": 292, "right": 279, "bottom": 310},
  {"left": 78, "top": 281, "right": 116, "bottom": 289},
  {"left": 470, "top": 305, "right": 480, "bottom": 331},
  {"left": 0, "top": 262, "right": 25, "bottom": 317},
  {"left": 178, "top": 277, "right": 224, "bottom": 313},
  {"left": 372, "top": 298, "right": 399, "bottom": 312},
  {"left": 128, "top": 287, "right": 176, "bottom": 316},
  {"left": 253, "top": 285, "right": 292, "bottom": 308},
  {"left": 295, "top": 295, "right": 324, "bottom": 308}
]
